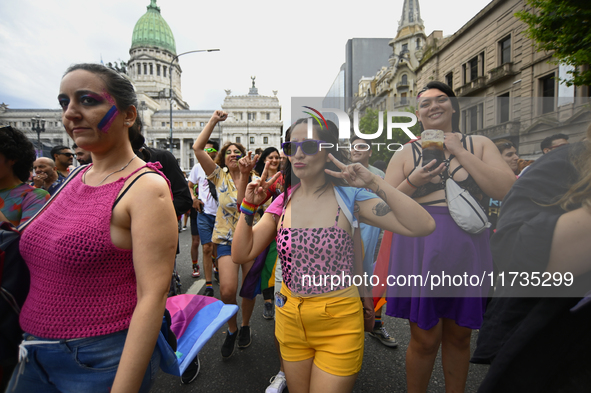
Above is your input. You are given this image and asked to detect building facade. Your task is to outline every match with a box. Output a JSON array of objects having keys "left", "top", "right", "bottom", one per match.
[
  {"left": 415, "top": 0, "right": 590, "bottom": 158},
  {"left": 0, "top": 0, "right": 282, "bottom": 171},
  {"left": 350, "top": 0, "right": 427, "bottom": 114}
]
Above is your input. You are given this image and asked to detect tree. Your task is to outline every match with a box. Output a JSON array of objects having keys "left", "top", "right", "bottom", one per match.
[
  {"left": 356, "top": 107, "right": 420, "bottom": 164},
  {"left": 516, "top": 0, "right": 591, "bottom": 86}
]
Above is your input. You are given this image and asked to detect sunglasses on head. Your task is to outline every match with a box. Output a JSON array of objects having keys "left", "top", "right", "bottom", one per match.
[
  {"left": 204, "top": 148, "right": 217, "bottom": 153},
  {"left": 281, "top": 140, "right": 327, "bottom": 156}
]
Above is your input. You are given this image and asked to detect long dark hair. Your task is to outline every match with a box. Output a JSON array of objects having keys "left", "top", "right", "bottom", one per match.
[
  {"left": 63, "top": 63, "right": 142, "bottom": 144},
  {"left": 282, "top": 118, "right": 349, "bottom": 206},
  {"left": 0, "top": 126, "right": 36, "bottom": 182},
  {"left": 417, "top": 81, "right": 461, "bottom": 132},
  {"left": 254, "top": 147, "right": 279, "bottom": 177}
]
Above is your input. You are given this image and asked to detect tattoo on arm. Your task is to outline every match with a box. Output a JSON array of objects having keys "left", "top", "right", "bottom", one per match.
[
  {"left": 244, "top": 214, "right": 254, "bottom": 227},
  {"left": 372, "top": 201, "right": 391, "bottom": 216},
  {"left": 375, "top": 185, "right": 388, "bottom": 203}
]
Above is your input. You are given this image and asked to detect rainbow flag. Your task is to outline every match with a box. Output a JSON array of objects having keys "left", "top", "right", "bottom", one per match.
[{"left": 158, "top": 295, "right": 238, "bottom": 376}]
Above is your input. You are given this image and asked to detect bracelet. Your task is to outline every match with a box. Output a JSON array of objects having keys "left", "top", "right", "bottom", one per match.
[
  {"left": 406, "top": 177, "right": 418, "bottom": 189},
  {"left": 240, "top": 200, "right": 259, "bottom": 216}
]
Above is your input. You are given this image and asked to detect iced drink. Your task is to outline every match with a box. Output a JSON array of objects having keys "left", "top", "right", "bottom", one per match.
[{"left": 421, "top": 129, "right": 445, "bottom": 168}]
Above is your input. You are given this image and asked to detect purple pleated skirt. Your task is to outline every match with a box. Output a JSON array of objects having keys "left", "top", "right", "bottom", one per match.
[{"left": 385, "top": 205, "right": 492, "bottom": 330}]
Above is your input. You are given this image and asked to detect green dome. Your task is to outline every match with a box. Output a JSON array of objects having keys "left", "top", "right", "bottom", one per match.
[{"left": 131, "top": 0, "right": 176, "bottom": 55}]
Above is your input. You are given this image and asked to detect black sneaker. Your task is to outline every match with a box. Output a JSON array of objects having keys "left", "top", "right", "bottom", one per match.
[
  {"left": 204, "top": 287, "right": 214, "bottom": 297},
  {"left": 180, "top": 356, "right": 200, "bottom": 384},
  {"left": 263, "top": 301, "right": 274, "bottom": 320},
  {"left": 221, "top": 330, "right": 237, "bottom": 358},
  {"left": 237, "top": 326, "right": 252, "bottom": 349}
]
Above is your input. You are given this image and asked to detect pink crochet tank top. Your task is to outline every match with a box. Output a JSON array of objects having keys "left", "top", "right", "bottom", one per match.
[
  {"left": 19, "top": 163, "right": 168, "bottom": 339},
  {"left": 276, "top": 205, "right": 355, "bottom": 295}
]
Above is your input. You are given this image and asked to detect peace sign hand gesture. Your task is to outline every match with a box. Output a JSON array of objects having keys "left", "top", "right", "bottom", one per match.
[
  {"left": 244, "top": 161, "right": 281, "bottom": 206},
  {"left": 238, "top": 151, "right": 259, "bottom": 176},
  {"left": 324, "top": 153, "right": 378, "bottom": 189}
]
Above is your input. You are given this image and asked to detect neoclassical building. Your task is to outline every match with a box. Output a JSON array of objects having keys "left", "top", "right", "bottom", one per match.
[
  {"left": 350, "top": 0, "right": 426, "bottom": 114},
  {"left": 0, "top": 0, "right": 282, "bottom": 171},
  {"left": 415, "top": 0, "right": 590, "bottom": 158}
]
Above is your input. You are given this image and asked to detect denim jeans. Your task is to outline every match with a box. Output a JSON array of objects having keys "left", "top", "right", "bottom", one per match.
[{"left": 7, "top": 330, "right": 160, "bottom": 393}]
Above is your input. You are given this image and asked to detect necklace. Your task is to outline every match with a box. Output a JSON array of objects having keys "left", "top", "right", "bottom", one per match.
[{"left": 84, "top": 155, "right": 137, "bottom": 186}]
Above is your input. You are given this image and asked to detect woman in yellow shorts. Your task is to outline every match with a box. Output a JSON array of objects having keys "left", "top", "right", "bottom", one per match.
[{"left": 232, "top": 119, "right": 435, "bottom": 393}]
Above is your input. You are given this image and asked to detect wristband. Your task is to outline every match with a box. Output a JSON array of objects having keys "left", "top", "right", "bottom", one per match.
[
  {"left": 406, "top": 177, "right": 418, "bottom": 189},
  {"left": 240, "top": 200, "right": 259, "bottom": 216}
]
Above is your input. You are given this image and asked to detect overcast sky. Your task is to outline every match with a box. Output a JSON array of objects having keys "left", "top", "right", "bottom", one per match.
[{"left": 0, "top": 0, "right": 492, "bottom": 126}]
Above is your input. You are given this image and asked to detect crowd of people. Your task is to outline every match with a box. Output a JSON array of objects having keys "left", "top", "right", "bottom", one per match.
[{"left": 1, "top": 63, "right": 589, "bottom": 393}]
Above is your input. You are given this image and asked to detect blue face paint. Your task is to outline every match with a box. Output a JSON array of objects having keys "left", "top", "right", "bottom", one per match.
[{"left": 97, "top": 105, "right": 119, "bottom": 133}]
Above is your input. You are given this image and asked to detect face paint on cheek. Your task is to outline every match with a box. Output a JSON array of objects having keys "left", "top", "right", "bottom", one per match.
[{"left": 97, "top": 105, "right": 119, "bottom": 133}]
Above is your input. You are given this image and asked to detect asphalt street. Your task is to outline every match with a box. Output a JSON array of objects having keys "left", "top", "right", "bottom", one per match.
[{"left": 151, "top": 227, "right": 489, "bottom": 392}]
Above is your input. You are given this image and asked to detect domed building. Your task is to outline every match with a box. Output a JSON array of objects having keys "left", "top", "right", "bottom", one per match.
[{"left": 0, "top": 0, "right": 282, "bottom": 170}]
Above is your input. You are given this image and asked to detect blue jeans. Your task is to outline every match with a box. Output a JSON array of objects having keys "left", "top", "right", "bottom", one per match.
[{"left": 7, "top": 330, "right": 160, "bottom": 393}]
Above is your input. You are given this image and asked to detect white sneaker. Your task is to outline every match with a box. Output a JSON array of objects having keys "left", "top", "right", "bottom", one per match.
[{"left": 265, "top": 371, "right": 286, "bottom": 393}]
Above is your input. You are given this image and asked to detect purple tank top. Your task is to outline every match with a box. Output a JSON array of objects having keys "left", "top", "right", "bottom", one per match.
[{"left": 276, "top": 206, "right": 355, "bottom": 295}]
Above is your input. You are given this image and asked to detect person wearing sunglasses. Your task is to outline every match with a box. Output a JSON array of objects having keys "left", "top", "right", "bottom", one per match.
[
  {"left": 193, "top": 110, "right": 259, "bottom": 359},
  {"left": 50, "top": 145, "right": 75, "bottom": 178},
  {"left": 232, "top": 118, "right": 435, "bottom": 393}
]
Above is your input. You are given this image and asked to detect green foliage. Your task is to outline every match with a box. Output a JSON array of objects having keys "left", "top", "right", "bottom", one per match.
[
  {"left": 516, "top": 0, "right": 591, "bottom": 86},
  {"left": 356, "top": 107, "right": 420, "bottom": 164}
]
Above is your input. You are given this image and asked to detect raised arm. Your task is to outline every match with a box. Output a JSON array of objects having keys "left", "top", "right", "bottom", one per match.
[
  {"left": 193, "top": 110, "right": 227, "bottom": 176},
  {"left": 327, "top": 154, "right": 435, "bottom": 237},
  {"left": 232, "top": 162, "right": 281, "bottom": 264},
  {"left": 110, "top": 173, "right": 177, "bottom": 393}
]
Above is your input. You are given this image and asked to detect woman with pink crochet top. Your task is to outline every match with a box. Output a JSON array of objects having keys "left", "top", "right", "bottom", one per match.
[{"left": 6, "top": 64, "right": 178, "bottom": 393}]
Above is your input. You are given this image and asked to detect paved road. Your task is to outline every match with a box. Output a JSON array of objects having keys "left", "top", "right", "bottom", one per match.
[{"left": 151, "top": 228, "right": 489, "bottom": 392}]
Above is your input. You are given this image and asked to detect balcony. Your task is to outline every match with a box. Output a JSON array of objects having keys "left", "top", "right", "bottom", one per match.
[
  {"left": 456, "top": 76, "right": 488, "bottom": 97},
  {"left": 396, "top": 81, "right": 410, "bottom": 89},
  {"left": 475, "top": 120, "right": 521, "bottom": 139},
  {"left": 487, "top": 62, "right": 519, "bottom": 85}
]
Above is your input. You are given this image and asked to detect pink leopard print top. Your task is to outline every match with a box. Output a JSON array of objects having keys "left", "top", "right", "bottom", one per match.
[{"left": 276, "top": 206, "right": 355, "bottom": 295}]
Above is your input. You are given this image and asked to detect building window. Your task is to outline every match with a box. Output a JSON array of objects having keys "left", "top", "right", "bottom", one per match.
[
  {"left": 263, "top": 136, "right": 269, "bottom": 144},
  {"left": 149, "top": 64, "right": 153, "bottom": 75},
  {"left": 462, "top": 103, "right": 483, "bottom": 133},
  {"left": 248, "top": 112, "right": 256, "bottom": 121},
  {"left": 266, "top": 113, "right": 270, "bottom": 120},
  {"left": 200, "top": 122, "right": 205, "bottom": 127},
  {"left": 157, "top": 64, "right": 161, "bottom": 76},
  {"left": 469, "top": 56, "right": 478, "bottom": 82},
  {"left": 401, "top": 43, "right": 408, "bottom": 53},
  {"left": 163, "top": 66, "right": 167, "bottom": 78},
  {"left": 445, "top": 72, "right": 453, "bottom": 89},
  {"left": 143, "top": 64, "right": 147, "bottom": 74},
  {"left": 161, "top": 122, "right": 165, "bottom": 127},
  {"left": 498, "top": 93, "right": 510, "bottom": 123},
  {"left": 401, "top": 92, "right": 408, "bottom": 105},
  {"left": 416, "top": 38, "right": 421, "bottom": 48},
  {"left": 541, "top": 74, "right": 555, "bottom": 114},
  {"left": 250, "top": 136, "right": 255, "bottom": 144},
  {"left": 401, "top": 74, "right": 408, "bottom": 85},
  {"left": 236, "top": 136, "right": 241, "bottom": 143},
  {"left": 137, "top": 64, "right": 141, "bottom": 75},
  {"left": 189, "top": 158, "right": 194, "bottom": 168},
  {"left": 499, "top": 36, "right": 511, "bottom": 65}
]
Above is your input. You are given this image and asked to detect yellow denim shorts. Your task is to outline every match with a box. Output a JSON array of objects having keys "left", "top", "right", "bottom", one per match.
[{"left": 275, "top": 283, "right": 364, "bottom": 376}]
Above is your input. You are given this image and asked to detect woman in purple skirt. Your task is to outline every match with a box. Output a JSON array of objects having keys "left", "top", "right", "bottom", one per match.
[{"left": 383, "top": 81, "right": 516, "bottom": 392}]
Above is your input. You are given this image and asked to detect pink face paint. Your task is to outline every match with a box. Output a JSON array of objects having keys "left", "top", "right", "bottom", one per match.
[{"left": 97, "top": 90, "right": 119, "bottom": 133}]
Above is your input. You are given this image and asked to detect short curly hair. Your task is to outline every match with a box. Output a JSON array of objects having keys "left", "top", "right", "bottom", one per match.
[{"left": 0, "top": 126, "right": 37, "bottom": 182}]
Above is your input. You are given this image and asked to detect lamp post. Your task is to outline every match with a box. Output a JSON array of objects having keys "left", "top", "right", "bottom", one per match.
[
  {"left": 169, "top": 48, "right": 219, "bottom": 153},
  {"left": 246, "top": 110, "right": 249, "bottom": 151},
  {"left": 31, "top": 115, "right": 46, "bottom": 157}
]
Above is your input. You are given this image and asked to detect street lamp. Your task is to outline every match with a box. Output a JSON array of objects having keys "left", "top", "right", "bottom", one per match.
[
  {"left": 31, "top": 115, "right": 45, "bottom": 157},
  {"left": 169, "top": 48, "right": 220, "bottom": 153}
]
